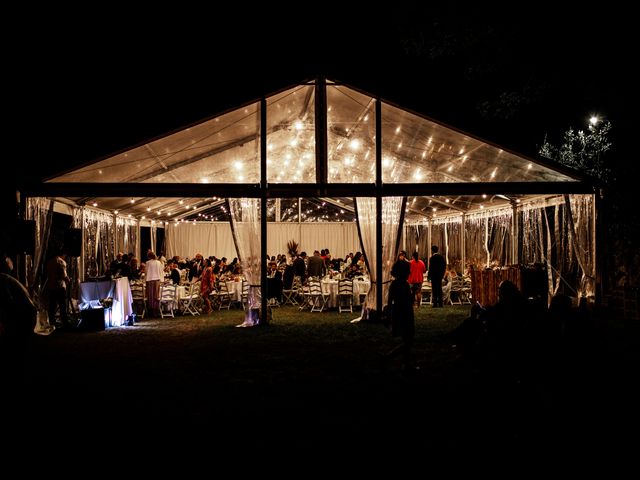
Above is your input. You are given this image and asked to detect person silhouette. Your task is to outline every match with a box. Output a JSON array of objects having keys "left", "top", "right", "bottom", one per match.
[
  {"left": 427, "top": 245, "right": 446, "bottom": 307},
  {"left": 385, "top": 259, "right": 417, "bottom": 371}
]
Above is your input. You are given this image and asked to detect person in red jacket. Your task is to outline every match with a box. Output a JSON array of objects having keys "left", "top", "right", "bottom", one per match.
[{"left": 408, "top": 251, "right": 426, "bottom": 307}]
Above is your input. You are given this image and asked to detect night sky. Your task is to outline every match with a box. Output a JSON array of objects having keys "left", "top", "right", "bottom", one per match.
[{"left": 8, "top": 6, "right": 632, "bottom": 184}]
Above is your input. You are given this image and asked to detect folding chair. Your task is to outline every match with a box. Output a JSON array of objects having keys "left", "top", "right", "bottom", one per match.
[
  {"left": 282, "top": 276, "right": 301, "bottom": 306},
  {"left": 309, "top": 278, "right": 327, "bottom": 312},
  {"left": 180, "top": 282, "right": 201, "bottom": 316}
]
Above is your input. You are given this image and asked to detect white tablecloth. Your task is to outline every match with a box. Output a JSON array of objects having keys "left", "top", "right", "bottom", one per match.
[
  {"left": 225, "top": 281, "right": 243, "bottom": 301},
  {"left": 111, "top": 277, "right": 133, "bottom": 327},
  {"left": 79, "top": 278, "right": 132, "bottom": 327},
  {"left": 321, "top": 279, "right": 371, "bottom": 308}
]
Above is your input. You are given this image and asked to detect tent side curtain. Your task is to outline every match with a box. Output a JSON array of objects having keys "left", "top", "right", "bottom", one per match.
[
  {"left": 356, "top": 196, "right": 404, "bottom": 315},
  {"left": 228, "top": 198, "right": 262, "bottom": 326}
]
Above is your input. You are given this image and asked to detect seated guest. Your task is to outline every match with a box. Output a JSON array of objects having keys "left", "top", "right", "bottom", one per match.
[
  {"left": 282, "top": 264, "right": 294, "bottom": 289},
  {"left": 110, "top": 252, "right": 130, "bottom": 278},
  {"left": 268, "top": 261, "right": 280, "bottom": 279},
  {"left": 128, "top": 258, "right": 141, "bottom": 280},
  {"left": 169, "top": 262, "right": 181, "bottom": 285},
  {"left": 345, "top": 263, "right": 361, "bottom": 279}
]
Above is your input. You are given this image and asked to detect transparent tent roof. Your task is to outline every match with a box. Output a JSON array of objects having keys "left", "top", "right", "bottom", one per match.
[{"left": 47, "top": 78, "right": 581, "bottom": 221}]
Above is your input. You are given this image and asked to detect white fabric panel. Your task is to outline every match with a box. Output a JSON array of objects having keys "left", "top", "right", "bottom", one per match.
[
  {"left": 165, "top": 223, "right": 236, "bottom": 260},
  {"left": 267, "top": 223, "right": 301, "bottom": 257},
  {"left": 166, "top": 222, "right": 360, "bottom": 262},
  {"left": 299, "top": 223, "right": 359, "bottom": 259}
]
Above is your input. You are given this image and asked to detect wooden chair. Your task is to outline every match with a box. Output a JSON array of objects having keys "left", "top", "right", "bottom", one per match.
[
  {"left": 159, "top": 283, "right": 176, "bottom": 318},
  {"left": 338, "top": 279, "right": 354, "bottom": 313},
  {"left": 130, "top": 280, "right": 146, "bottom": 318}
]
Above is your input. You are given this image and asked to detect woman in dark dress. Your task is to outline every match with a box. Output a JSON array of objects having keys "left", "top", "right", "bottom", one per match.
[{"left": 385, "top": 259, "right": 416, "bottom": 371}]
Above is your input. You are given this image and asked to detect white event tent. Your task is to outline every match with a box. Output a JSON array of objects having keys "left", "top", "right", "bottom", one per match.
[{"left": 22, "top": 77, "right": 599, "bottom": 324}]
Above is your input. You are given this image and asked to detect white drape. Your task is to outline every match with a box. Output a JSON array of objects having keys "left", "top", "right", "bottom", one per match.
[
  {"left": 567, "top": 194, "right": 596, "bottom": 298},
  {"left": 166, "top": 222, "right": 359, "bottom": 261},
  {"left": 165, "top": 223, "right": 237, "bottom": 260},
  {"left": 229, "top": 199, "right": 262, "bottom": 326},
  {"left": 356, "top": 197, "right": 404, "bottom": 318}
]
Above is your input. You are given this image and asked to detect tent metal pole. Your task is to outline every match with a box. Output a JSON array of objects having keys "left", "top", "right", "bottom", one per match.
[
  {"left": 485, "top": 216, "right": 490, "bottom": 267},
  {"left": 315, "top": 76, "right": 327, "bottom": 185},
  {"left": 260, "top": 97, "right": 268, "bottom": 325},
  {"left": 375, "top": 98, "right": 383, "bottom": 315},
  {"left": 594, "top": 190, "right": 603, "bottom": 304},
  {"left": 113, "top": 212, "right": 118, "bottom": 258},
  {"left": 512, "top": 202, "right": 519, "bottom": 265},
  {"left": 461, "top": 213, "right": 466, "bottom": 272},
  {"left": 80, "top": 207, "right": 86, "bottom": 282}
]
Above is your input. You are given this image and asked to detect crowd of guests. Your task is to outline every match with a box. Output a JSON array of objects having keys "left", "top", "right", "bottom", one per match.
[{"left": 385, "top": 245, "right": 598, "bottom": 378}]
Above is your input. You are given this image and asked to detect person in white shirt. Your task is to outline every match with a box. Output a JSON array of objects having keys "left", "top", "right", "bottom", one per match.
[{"left": 145, "top": 252, "right": 164, "bottom": 317}]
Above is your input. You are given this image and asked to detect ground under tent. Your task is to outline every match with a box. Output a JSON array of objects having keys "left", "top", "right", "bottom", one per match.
[{"left": 21, "top": 77, "right": 598, "bottom": 325}]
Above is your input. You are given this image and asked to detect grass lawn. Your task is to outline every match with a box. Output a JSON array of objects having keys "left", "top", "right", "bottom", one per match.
[{"left": 15, "top": 304, "right": 636, "bottom": 459}]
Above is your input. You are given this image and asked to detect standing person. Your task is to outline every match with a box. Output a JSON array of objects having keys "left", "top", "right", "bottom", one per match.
[
  {"left": 199, "top": 259, "right": 215, "bottom": 314},
  {"left": 385, "top": 259, "right": 416, "bottom": 371},
  {"left": 292, "top": 252, "right": 307, "bottom": 282},
  {"left": 408, "top": 251, "right": 427, "bottom": 307},
  {"left": 145, "top": 251, "right": 164, "bottom": 317},
  {"left": 427, "top": 245, "right": 446, "bottom": 308},
  {"left": 46, "top": 247, "right": 70, "bottom": 328},
  {"left": 307, "top": 250, "right": 325, "bottom": 278}
]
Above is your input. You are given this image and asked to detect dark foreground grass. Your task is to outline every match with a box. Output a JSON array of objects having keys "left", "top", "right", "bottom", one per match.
[{"left": 13, "top": 305, "right": 638, "bottom": 462}]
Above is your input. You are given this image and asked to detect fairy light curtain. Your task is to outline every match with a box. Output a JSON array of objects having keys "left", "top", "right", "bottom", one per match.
[
  {"left": 355, "top": 196, "right": 404, "bottom": 317},
  {"left": 463, "top": 207, "right": 512, "bottom": 270},
  {"left": 464, "top": 215, "right": 487, "bottom": 269},
  {"left": 116, "top": 217, "right": 138, "bottom": 258},
  {"left": 431, "top": 223, "right": 447, "bottom": 262},
  {"left": 488, "top": 210, "right": 512, "bottom": 267},
  {"left": 228, "top": 198, "right": 262, "bottom": 327},
  {"left": 403, "top": 224, "right": 430, "bottom": 260},
  {"left": 83, "top": 209, "right": 114, "bottom": 278},
  {"left": 432, "top": 216, "right": 463, "bottom": 271},
  {"left": 519, "top": 194, "right": 595, "bottom": 300},
  {"left": 521, "top": 205, "right": 545, "bottom": 265}
]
